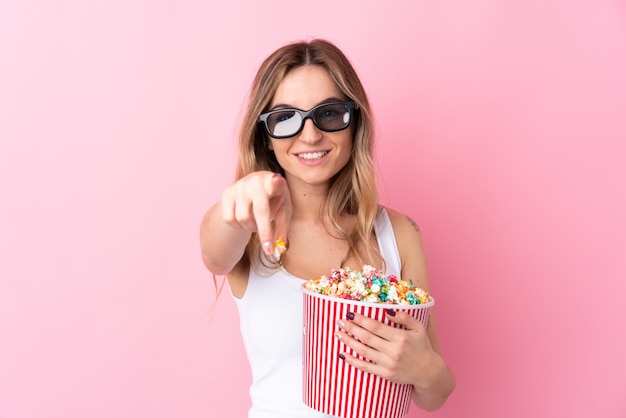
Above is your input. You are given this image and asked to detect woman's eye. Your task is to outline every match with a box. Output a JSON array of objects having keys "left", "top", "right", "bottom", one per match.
[
  {"left": 320, "top": 109, "right": 340, "bottom": 119},
  {"left": 276, "top": 112, "right": 295, "bottom": 122}
]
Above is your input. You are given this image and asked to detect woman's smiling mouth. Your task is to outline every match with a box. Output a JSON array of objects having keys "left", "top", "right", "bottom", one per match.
[{"left": 296, "top": 151, "right": 329, "bottom": 160}]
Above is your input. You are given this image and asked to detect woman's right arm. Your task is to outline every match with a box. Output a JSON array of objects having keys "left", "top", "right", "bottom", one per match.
[
  {"left": 200, "top": 201, "right": 251, "bottom": 275},
  {"left": 200, "top": 171, "right": 291, "bottom": 275}
]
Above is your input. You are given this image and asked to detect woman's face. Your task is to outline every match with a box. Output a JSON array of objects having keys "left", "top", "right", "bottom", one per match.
[{"left": 267, "top": 65, "right": 353, "bottom": 189}]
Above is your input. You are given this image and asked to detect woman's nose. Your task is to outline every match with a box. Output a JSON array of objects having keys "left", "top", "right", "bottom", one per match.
[{"left": 298, "top": 118, "right": 322, "bottom": 143}]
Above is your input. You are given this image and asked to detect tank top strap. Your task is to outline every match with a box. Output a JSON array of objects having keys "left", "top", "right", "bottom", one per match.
[{"left": 374, "top": 207, "right": 402, "bottom": 278}]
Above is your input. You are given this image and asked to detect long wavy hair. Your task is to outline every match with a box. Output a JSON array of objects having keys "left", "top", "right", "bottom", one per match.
[{"left": 237, "top": 39, "right": 382, "bottom": 271}]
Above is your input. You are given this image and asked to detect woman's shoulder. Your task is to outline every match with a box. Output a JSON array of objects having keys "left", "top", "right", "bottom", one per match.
[
  {"left": 379, "top": 206, "right": 422, "bottom": 238},
  {"left": 379, "top": 206, "right": 429, "bottom": 289}
]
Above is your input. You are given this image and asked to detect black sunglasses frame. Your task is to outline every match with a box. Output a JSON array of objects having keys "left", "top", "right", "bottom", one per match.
[{"left": 258, "top": 101, "right": 359, "bottom": 139}]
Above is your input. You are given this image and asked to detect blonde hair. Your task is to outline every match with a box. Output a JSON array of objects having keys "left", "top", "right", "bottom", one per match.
[{"left": 237, "top": 39, "right": 381, "bottom": 269}]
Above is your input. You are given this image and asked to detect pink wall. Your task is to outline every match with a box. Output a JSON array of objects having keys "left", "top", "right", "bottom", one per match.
[{"left": 1, "top": 1, "right": 625, "bottom": 417}]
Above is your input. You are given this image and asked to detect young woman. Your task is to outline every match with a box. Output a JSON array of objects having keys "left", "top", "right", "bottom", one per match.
[{"left": 200, "top": 39, "right": 455, "bottom": 417}]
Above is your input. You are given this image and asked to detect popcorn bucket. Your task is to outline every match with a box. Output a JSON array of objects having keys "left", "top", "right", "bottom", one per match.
[{"left": 302, "top": 285, "right": 435, "bottom": 418}]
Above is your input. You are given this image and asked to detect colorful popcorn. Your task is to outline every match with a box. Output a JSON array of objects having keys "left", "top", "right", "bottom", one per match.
[
  {"left": 273, "top": 236, "right": 287, "bottom": 260},
  {"left": 304, "top": 265, "right": 430, "bottom": 305}
]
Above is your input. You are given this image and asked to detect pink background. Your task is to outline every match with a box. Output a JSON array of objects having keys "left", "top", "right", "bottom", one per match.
[{"left": 1, "top": 1, "right": 625, "bottom": 417}]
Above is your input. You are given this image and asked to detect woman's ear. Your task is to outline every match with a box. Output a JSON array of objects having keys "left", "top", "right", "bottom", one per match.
[{"left": 267, "top": 138, "right": 274, "bottom": 150}]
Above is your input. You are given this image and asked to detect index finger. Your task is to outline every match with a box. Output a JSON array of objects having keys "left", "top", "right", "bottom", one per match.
[
  {"left": 269, "top": 175, "right": 291, "bottom": 246},
  {"left": 253, "top": 202, "right": 273, "bottom": 256},
  {"left": 255, "top": 174, "right": 287, "bottom": 255}
]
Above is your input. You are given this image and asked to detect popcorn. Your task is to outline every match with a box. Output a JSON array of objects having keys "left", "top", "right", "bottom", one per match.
[
  {"left": 273, "top": 236, "right": 287, "bottom": 260},
  {"left": 304, "top": 265, "right": 430, "bottom": 305}
]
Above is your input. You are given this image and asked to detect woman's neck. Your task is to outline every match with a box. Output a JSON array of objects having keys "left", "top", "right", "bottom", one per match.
[{"left": 286, "top": 178, "right": 331, "bottom": 223}]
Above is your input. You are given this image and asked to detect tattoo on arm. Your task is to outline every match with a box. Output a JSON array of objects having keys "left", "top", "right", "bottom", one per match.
[{"left": 407, "top": 216, "right": 420, "bottom": 233}]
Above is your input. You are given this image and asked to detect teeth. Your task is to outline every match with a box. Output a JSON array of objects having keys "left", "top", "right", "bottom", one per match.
[{"left": 298, "top": 151, "right": 327, "bottom": 160}]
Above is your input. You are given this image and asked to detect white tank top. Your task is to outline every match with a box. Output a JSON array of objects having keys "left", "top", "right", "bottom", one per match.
[{"left": 234, "top": 208, "right": 401, "bottom": 418}]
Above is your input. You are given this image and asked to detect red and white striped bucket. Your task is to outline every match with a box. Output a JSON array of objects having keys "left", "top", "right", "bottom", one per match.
[{"left": 302, "top": 285, "right": 434, "bottom": 418}]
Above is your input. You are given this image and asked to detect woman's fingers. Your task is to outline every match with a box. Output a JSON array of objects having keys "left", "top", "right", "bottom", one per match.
[
  {"left": 337, "top": 344, "right": 393, "bottom": 380},
  {"left": 336, "top": 313, "right": 395, "bottom": 362},
  {"left": 252, "top": 175, "right": 275, "bottom": 251},
  {"left": 221, "top": 172, "right": 291, "bottom": 254},
  {"left": 220, "top": 186, "right": 240, "bottom": 227},
  {"left": 340, "top": 310, "right": 414, "bottom": 343},
  {"left": 335, "top": 311, "right": 433, "bottom": 385},
  {"left": 384, "top": 309, "right": 427, "bottom": 333}
]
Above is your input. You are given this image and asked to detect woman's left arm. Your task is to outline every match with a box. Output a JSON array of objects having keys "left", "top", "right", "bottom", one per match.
[{"left": 335, "top": 209, "right": 455, "bottom": 411}]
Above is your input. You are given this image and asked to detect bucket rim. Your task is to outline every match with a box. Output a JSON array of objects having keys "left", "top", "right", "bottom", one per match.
[{"left": 302, "top": 283, "right": 435, "bottom": 309}]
